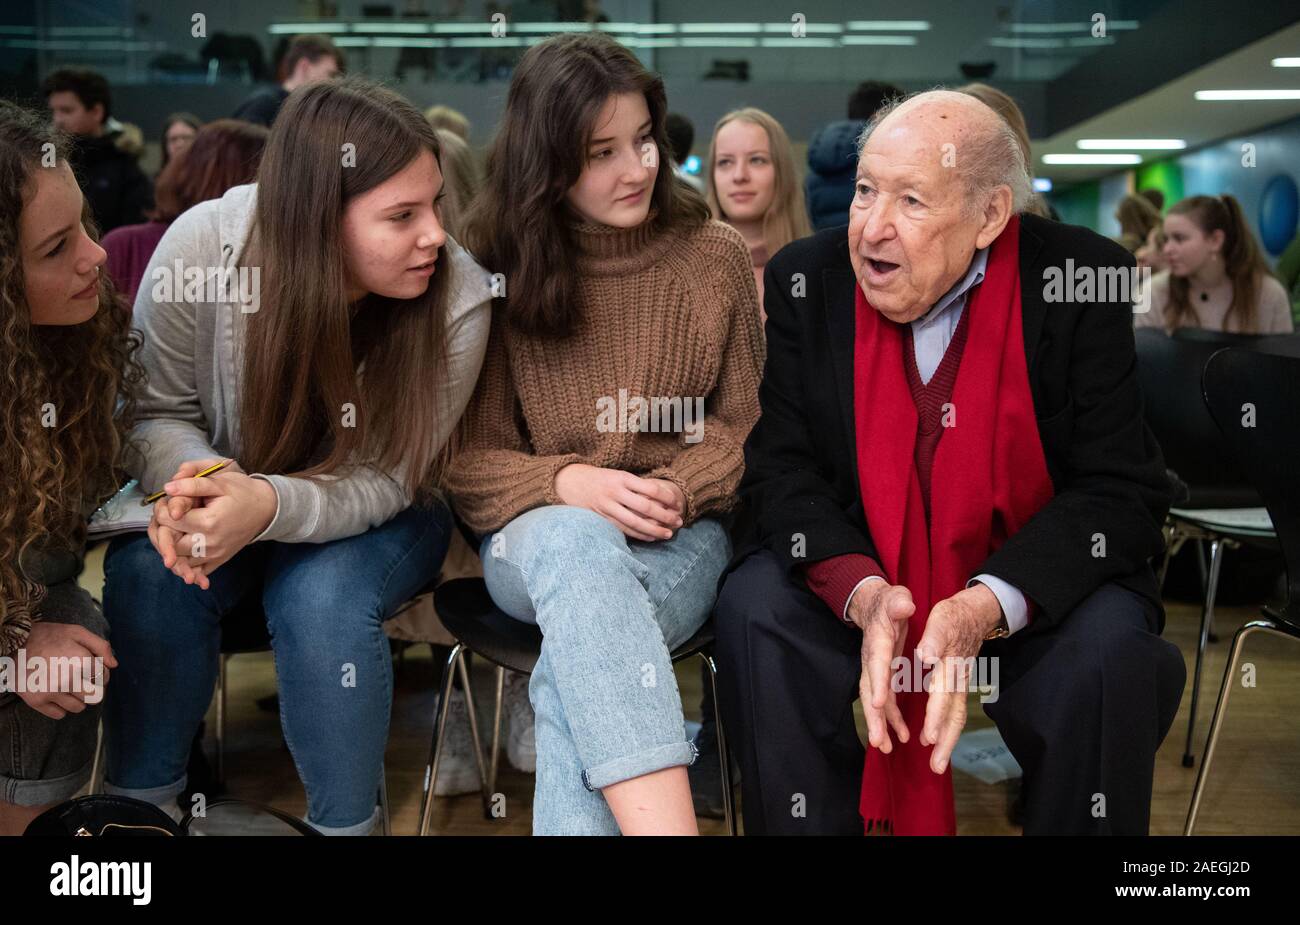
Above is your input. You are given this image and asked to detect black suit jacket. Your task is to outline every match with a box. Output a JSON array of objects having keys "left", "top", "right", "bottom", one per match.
[{"left": 728, "top": 213, "right": 1171, "bottom": 634}]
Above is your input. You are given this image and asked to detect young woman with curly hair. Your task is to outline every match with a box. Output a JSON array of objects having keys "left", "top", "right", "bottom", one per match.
[{"left": 0, "top": 100, "right": 142, "bottom": 834}]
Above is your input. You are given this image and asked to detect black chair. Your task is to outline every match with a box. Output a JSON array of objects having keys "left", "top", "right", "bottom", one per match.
[
  {"left": 417, "top": 577, "right": 736, "bottom": 836},
  {"left": 1186, "top": 348, "right": 1300, "bottom": 833},
  {"left": 1135, "top": 328, "right": 1281, "bottom": 766}
]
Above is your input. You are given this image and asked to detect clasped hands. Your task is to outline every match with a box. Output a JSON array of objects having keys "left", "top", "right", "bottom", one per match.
[
  {"left": 554, "top": 463, "right": 686, "bottom": 541},
  {"left": 146, "top": 458, "right": 278, "bottom": 590},
  {"left": 849, "top": 579, "right": 1004, "bottom": 774}
]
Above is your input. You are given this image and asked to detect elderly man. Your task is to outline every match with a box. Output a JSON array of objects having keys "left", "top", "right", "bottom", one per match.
[{"left": 714, "top": 90, "right": 1185, "bottom": 835}]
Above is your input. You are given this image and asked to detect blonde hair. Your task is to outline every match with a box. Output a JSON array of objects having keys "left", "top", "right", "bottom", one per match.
[
  {"left": 706, "top": 107, "right": 811, "bottom": 258},
  {"left": 424, "top": 104, "right": 470, "bottom": 141},
  {"left": 431, "top": 127, "right": 480, "bottom": 239}
]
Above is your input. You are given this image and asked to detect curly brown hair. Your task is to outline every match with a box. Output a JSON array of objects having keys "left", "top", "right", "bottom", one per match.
[{"left": 0, "top": 100, "right": 143, "bottom": 649}]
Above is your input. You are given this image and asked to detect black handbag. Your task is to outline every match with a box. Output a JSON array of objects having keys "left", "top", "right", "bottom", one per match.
[{"left": 23, "top": 794, "right": 321, "bottom": 836}]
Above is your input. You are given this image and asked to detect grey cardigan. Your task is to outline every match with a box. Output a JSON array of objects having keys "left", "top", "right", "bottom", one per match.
[{"left": 125, "top": 183, "right": 492, "bottom": 544}]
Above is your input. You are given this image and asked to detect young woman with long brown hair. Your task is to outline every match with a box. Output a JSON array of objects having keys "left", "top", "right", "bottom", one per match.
[
  {"left": 0, "top": 101, "right": 137, "bottom": 834},
  {"left": 447, "top": 33, "right": 764, "bottom": 835},
  {"left": 100, "top": 77, "right": 492, "bottom": 835},
  {"left": 1138, "top": 194, "right": 1293, "bottom": 334},
  {"left": 706, "top": 107, "right": 810, "bottom": 314}
]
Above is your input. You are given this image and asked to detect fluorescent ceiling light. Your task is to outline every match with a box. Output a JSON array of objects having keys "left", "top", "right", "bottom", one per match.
[
  {"left": 679, "top": 36, "right": 758, "bottom": 46},
  {"left": 1077, "top": 139, "right": 1186, "bottom": 150},
  {"left": 1033, "top": 177, "right": 1053, "bottom": 193},
  {"left": 679, "top": 23, "right": 761, "bottom": 33},
  {"left": 761, "top": 37, "right": 837, "bottom": 47},
  {"left": 1042, "top": 153, "right": 1142, "bottom": 165},
  {"left": 1195, "top": 89, "right": 1300, "bottom": 100},
  {"left": 842, "top": 35, "right": 918, "bottom": 46},
  {"left": 268, "top": 22, "right": 348, "bottom": 33},
  {"left": 845, "top": 21, "right": 930, "bottom": 31},
  {"left": 1272, "top": 57, "right": 1300, "bottom": 67},
  {"left": 763, "top": 22, "right": 843, "bottom": 34}
]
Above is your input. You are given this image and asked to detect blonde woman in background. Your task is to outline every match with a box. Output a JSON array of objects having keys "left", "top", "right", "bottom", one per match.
[
  {"left": 425, "top": 104, "right": 470, "bottom": 142},
  {"left": 707, "top": 107, "right": 810, "bottom": 317},
  {"left": 1115, "top": 193, "right": 1163, "bottom": 254},
  {"left": 960, "top": 83, "right": 1052, "bottom": 220}
]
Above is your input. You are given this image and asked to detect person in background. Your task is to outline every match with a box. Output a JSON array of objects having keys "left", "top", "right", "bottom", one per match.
[
  {"left": 665, "top": 112, "right": 704, "bottom": 193},
  {"left": 959, "top": 83, "right": 1052, "bottom": 220},
  {"left": 42, "top": 68, "right": 153, "bottom": 233},
  {"left": 103, "top": 119, "right": 268, "bottom": 306},
  {"left": 1135, "top": 225, "right": 1168, "bottom": 274},
  {"left": 232, "top": 33, "right": 344, "bottom": 127},
  {"left": 0, "top": 101, "right": 141, "bottom": 834},
  {"left": 805, "top": 81, "right": 901, "bottom": 231},
  {"left": 1139, "top": 188, "right": 1165, "bottom": 213},
  {"left": 429, "top": 128, "right": 479, "bottom": 239},
  {"left": 1115, "top": 193, "right": 1163, "bottom": 254},
  {"left": 159, "top": 113, "right": 201, "bottom": 174},
  {"left": 1138, "top": 194, "right": 1293, "bottom": 334},
  {"left": 425, "top": 104, "right": 471, "bottom": 142},
  {"left": 707, "top": 107, "right": 810, "bottom": 317}
]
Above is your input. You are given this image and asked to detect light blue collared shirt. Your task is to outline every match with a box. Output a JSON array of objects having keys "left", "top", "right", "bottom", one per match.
[{"left": 845, "top": 246, "right": 1031, "bottom": 635}]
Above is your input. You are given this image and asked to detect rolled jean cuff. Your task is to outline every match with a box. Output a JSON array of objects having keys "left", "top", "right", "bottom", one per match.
[
  {"left": 306, "top": 805, "right": 379, "bottom": 837},
  {"left": 102, "top": 773, "right": 187, "bottom": 812},
  {"left": 0, "top": 754, "right": 95, "bottom": 807},
  {"left": 581, "top": 739, "right": 698, "bottom": 792}
]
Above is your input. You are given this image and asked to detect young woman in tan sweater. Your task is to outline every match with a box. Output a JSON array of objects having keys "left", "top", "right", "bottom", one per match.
[{"left": 449, "top": 33, "right": 764, "bottom": 835}]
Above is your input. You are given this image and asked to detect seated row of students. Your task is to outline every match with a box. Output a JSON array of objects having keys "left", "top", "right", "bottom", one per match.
[
  {"left": 0, "top": 32, "right": 795, "bottom": 835},
  {"left": 12, "top": 30, "right": 1287, "bottom": 835}
]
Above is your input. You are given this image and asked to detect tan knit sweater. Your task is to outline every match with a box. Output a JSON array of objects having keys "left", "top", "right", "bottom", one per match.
[{"left": 446, "top": 211, "right": 765, "bottom": 535}]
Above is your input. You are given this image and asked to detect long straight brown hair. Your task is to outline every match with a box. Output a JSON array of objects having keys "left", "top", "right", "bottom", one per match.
[
  {"left": 240, "top": 77, "right": 453, "bottom": 496},
  {"left": 464, "top": 32, "right": 710, "bottom": 339},
  {"left": 1164, "top": 194, "right": 1271, "bottom": 334}
]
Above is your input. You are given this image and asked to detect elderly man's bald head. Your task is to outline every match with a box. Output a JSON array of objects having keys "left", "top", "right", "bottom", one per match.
[
  {"left": 858, "top": 89, "right": 1032, "bottom": 217},
  {"left": 846, "top": 88, "right": 1029, "bottom": 323}
]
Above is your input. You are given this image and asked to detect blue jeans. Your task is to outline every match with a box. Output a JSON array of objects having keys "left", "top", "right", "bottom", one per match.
[
  {"left": 481, "top": 505, "right": 730, "bottom": 835},
  {"left": 102, "top": 503, "right": 451, "bottom": 835}
]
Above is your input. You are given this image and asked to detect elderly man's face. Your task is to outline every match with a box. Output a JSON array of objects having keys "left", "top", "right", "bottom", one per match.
[{"left": 848, "top": 116, "right": 995, "bottom": 324}]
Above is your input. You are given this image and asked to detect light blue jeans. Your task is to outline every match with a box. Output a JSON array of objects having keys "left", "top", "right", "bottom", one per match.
[{"left": 480, "top": 505, "right": 730, "bottom": 835}]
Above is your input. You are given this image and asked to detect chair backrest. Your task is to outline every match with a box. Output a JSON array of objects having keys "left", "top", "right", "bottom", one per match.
[
  {"left": 1135, "top": 328, "right": 1263, "bottom": 503},
  {"left": 1203, "top": 348, "right": 1300, "bottom": 625}
]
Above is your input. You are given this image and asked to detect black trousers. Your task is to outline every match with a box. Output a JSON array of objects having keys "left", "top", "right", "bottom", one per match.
[{"left": 713, "top": 550, "right": 1187, "bottom": 835}]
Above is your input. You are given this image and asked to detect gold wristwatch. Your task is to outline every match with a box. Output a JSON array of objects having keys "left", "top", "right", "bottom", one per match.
[{"left": 984, "top": 613, "right": 1010, "bottom": 640}]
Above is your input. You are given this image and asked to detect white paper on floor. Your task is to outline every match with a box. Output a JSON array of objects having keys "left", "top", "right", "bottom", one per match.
[{"left": 950, "top": 727, "right": 1023, "bottom": 784}]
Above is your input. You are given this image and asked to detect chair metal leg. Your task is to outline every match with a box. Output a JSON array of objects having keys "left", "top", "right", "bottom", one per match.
[
  {"left": 1183, "top": 538, "right": 1225, "bottom": 767},
  {"left": 418, "top": 643, "right": 463, "bottom": 836},
  {"left": 379, "top": 764, "right": 391, "bottom": 836},
  {"left": 454, "top": 651, "right": 493, "bottom": 818},
  {"left": 699, "top": 652, "right": 737, "bottom": 836},
  {"left": 1157, "top": 523, "right": 1188, "bottom": 594},
  {"left": 1184, "top": 619, "right": 1299, "bottom": 834},
  {"left": 486, "top": 666, "right": 506, "bottom": 807},
  {"left": 215, "top": 654, "right": 228, "bottom": 788},
  {"left": 89, "top": 720, "right": 105, "bottom": 795}
]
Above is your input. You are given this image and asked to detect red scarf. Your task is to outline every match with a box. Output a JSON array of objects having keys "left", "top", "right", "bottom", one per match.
[{"left": 852, "top": 216, "right": 1054, "bottom": 834}]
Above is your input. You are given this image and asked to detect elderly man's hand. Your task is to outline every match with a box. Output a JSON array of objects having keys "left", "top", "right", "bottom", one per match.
[
  {"left": 848, "top": 580, "right": 916, "bottom": 754},
  {"left": 915, "top": 583, "right": 1004, "bottom": 773}
]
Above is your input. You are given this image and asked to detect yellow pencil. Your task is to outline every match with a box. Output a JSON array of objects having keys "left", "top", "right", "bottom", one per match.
[{"left": 140, "top": 460, "right": 231, "bottom": 506}]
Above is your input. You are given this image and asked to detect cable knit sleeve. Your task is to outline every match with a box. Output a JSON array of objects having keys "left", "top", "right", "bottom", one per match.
[
  {"left": 444, "top": 307, "right": 582, "bottom": 536},
  {"left": 647, "top": 224, "right": 765, "bottom": 523}
]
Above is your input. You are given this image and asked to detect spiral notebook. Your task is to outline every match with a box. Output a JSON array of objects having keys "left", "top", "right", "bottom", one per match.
[{"left": 87, "top": 479, "right": 153, "bottom": 539}]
